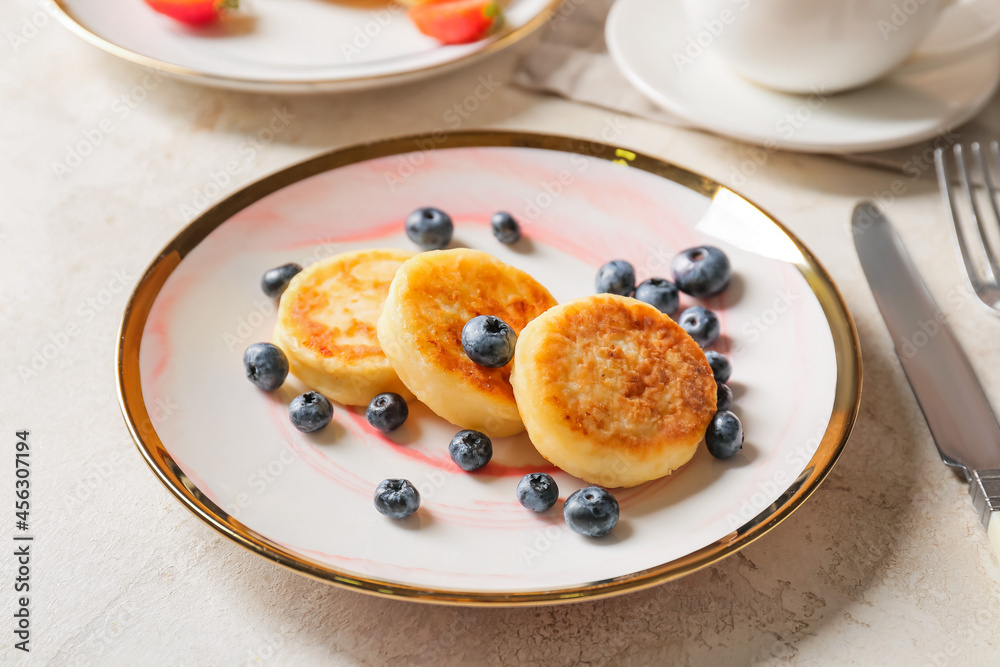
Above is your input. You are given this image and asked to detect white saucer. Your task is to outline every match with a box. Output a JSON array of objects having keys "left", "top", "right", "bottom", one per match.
[
  {"left": 54, "top": 0, "right": 558, "bottom": 93},
  {"left": 606, "top": 0, "right": 1000, "bottom": 153}
]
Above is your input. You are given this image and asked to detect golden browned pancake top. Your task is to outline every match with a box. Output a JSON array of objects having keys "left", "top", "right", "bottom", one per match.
[
  {"left": 527, "top": 295, "right": 717, "bottom": 460},
  {"left": 283, "top": 249, "right": 412, "bottom": 363},
  {"left": 392, "top": 249, "right": 557, "bottom": 402}
]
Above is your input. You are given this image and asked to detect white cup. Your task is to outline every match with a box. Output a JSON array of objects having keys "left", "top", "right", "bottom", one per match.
[{"left": 682, "top": 0, "right": 1000, "bottom": 93}]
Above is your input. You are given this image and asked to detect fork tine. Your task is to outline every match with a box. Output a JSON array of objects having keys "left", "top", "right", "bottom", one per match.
[
  {"left": 954, "top": 143, "right": 1000, "bottom": 283},
  {"left": 936, "top": 146, "right": 984, "bottom": 291},
  {"left": 989, "top": 140, "right": 1000, "bottom": 252},
  {"left": 990, "top": 140, "right": 1000, "bottom": 173},
  {"left": 971, "top": 142, "right": 1000, "bottom": 281}
]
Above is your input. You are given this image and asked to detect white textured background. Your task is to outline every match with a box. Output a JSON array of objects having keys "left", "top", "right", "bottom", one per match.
[{"left": 3, "top": 0, "right": 1000, "bottom": 664}]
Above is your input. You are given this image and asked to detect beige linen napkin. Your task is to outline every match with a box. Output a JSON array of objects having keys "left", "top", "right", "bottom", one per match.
[{"left": 511, "top": 0, "right": 1000, "bottom": 173}]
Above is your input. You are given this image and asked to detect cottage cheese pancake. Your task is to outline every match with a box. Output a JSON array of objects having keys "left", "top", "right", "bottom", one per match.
[
  {"left": 273, "top": 248, "right": 415, "bottom": 406},
  {"left": 377, "top": 249, "right": 557, "bottom": 438},
  {"left": 511, "top": 294, "right": 717, "bottom": 488}
]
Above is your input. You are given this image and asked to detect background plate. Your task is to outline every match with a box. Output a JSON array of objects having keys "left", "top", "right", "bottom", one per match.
[
  {"left": 117, "top": 131, "right": 861, "bottom": 605},
  {"left": 607, "top": 0, "right": 1000, "bottom": 153},
  {"left": 55, "top": 0, "right": 558, "bottom": 92}
]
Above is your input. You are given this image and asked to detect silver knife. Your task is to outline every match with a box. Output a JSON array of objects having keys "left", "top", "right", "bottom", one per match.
[{"left": 853, "top": 202, "right": 1000, "bottom": 553}]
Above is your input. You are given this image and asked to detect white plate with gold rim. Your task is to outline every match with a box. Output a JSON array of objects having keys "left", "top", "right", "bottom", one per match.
[
  {"left": 54, "top": 0, "right": 558, "bottom": 93},
  {"left": 117, "top": 131, "right": 861, "bottom": 605}
]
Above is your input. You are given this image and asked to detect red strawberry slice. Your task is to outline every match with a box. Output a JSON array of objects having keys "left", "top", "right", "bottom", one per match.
[
  {"left": 144, "top": 0, "right": 238, "bottom": 26},
  {"left": 409, "top": 0, "right": 504, "bottom": 45}
]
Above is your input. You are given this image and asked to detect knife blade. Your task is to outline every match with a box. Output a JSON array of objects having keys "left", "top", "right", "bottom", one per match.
[{"left": 853, "top": 202, "right": 1000, "bottom": 549}]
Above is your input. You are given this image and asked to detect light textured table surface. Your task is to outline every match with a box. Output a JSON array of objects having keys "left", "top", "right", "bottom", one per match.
[{"left": 5, "top": 1, "right": 1000, "bottom": 665}]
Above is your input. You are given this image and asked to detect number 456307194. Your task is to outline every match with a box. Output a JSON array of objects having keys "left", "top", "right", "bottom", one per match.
[{"left": 15, "top": 431, "right": 29, "bottom": 530}]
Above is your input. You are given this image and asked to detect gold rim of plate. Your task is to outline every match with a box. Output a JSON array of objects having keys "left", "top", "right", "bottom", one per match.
[
  {"left": 52, "top": 0, "right": 563, "bottom": 91},
  {"left": 116, "top": 130, "right": 863, "bottom": 606}
]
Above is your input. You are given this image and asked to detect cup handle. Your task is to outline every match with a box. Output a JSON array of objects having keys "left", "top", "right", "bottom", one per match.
[{"left": 896, "top": 0, "right": 1000, "bottom": 75}]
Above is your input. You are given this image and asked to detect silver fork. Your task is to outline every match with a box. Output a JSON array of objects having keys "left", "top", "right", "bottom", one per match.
[{"left": 935, "top": 142, "right": 1000, "bottom": 312}]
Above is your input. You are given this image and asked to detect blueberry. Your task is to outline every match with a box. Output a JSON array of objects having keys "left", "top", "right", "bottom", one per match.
[
  {"left": 288, "top": 391, "right": 333, "bottom": 433},
  {"left": 563, "top": 487, "right": 619, "bottom": 537},
  {"left": 716, "top": 382, "right": 733, "bottom": 412},
  {"left": 448, "top": 430, "right": 493, "bottom": 472},
  {"left": 672, "top": 246, "right": 731, "bottom": 297},
  {"left": 634, "top": 277, "right": 679, "bottom": 315},
  {"left": 516, "top": 473, "right": 559, "bottom": 512},
  {"left": 678, "top": 306, "right": 720, "bottom": 348},
  {"left": 595, "top": 260, "right": 636, "bottom": 296},
  {"left": 462, "top": 315, "right": 516, "bottom": 368},
  {"left": 706, "top": 410, "right": 744, "bottom": 459},
  {"left": 491, "top": 211, "right": 522, "bottom": 244},
  {"left": 261, "top": 263, "right": 302, "bottom": 300},
  {"left": 406, "top": 207, "right": 453, "bottom": 250},
  {"left": 243, "top": 342, "right": 289, "bottom": 391},
  {"left": 366, "top": 392, "right": 408, "bottom": 433},
  {"left": 704, "top": 350, "right": 732, "bottom": 383},
  {"left": 374, "top": 478, "right": 420, "bottom": 519}
]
